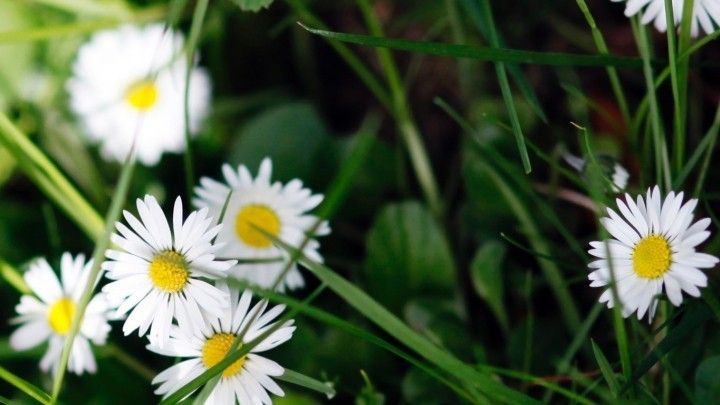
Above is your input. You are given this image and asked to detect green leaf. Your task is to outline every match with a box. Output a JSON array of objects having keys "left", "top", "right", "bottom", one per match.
[
  {"left": 591, "top": 339, "right": 620, "bottom": 397},
  {"left": 695, "top": 356, "right": 720, "bottom": 403},
  {"left": 470, "top": 241, "right": 509, "bottom": 333},
  {"left": 300, "top": 24, "right": 645, "bottom": 68},
  {"left": 230, "top": 0, "right": 274, "bottom": 12},
  {"left": 230, "top": 102, "right": 332, "bottom": 182},
  {"left": 365, "top": 201, "right": 456, "bottom": 311}
]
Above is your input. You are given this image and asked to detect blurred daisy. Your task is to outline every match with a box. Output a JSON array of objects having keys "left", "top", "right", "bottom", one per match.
[
  {"left": 563, "top": 151, "right": 629, "bottom": 192},
  {"left": 588, "top": 186, "right": 719, "bottom": 322},
  {"left": 194, "top": 158, "right": 330, "bottom": 291},
  {"left": 148, "top": 284, "right": 295, "bottom": 404},
  {"left": 611, "top": 0, "right": 720, "bottom": 36},
  {"left": 67, "top": 24, "right": 211, "bottom": 165},
  {"left": 10, "top": 253, "right": 112, "bottom": 375},
  {"left": 102, "top": 195, "right": 235, "bottom": 346}
]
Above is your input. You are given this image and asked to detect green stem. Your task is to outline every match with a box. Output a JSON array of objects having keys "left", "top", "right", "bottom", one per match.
[{"left": 663, "top": 0, "right": 684, "bottom": 173}]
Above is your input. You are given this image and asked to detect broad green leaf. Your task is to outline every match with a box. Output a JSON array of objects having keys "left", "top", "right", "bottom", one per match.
[
  {"left": 230, "top": 0, "right": 274, "bottom": 12},
  {"left": 470, "top": 241, "right": 508, "bottom": 333},
  {"left": 695, "top": 356, "right": 720, "bottom": 404},
  {"left": 591, "top": 339, "right": 620, "bottom": 397},
  {"left": 230, "top": 102, "right": 333, "bottom": 183},
  {"left": 364, "top": 201, "right": 456, "bottom": 311},
  {"left": 300, "top": 24, "right": 644, "bottom": 68}
]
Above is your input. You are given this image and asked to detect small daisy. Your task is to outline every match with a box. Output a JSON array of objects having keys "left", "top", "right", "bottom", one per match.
[
  {"left": 563, "top": 152, "right": 629, "bottom": 192},
  {"left": 194, "top": 158, "right": 330, "bottom": 291},
  {"left": 611, "top": 0, "right": 720, "bottom": 36},
  {"left": 67, "top": 23, "right": 211, "bottom": 165},
  {"left": 588, "top": 186, "right": 719, "bottom": 321},
  {"left": 102, "top": 195, "right": 235, "bottom": 346},
  {"left": 148, "top": 284, "right": 295, "bottom": 404},
  {"left": 10, "top": 253, "right": 113, "bottom": 375}
]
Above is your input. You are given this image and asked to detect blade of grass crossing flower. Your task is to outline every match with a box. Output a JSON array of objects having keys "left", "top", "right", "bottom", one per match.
[
  {"left": 355, "top": 0, "right": 444, "bottom": 218},
  {"left": 299, "top": 25, "right": 646, "bottom": 68},
  {"left": 0, "top": 113, "right": 104, "bottom": 239},
  {"left": 574, "top": 0, "right": 631, "bottom": 131},
  {"left": 233, "top": 280, "right": 479, "bottom": 402},
  {"left": 0, "top": 366, "right": 51, "bottom": 405},
  {"left": 50, "top": 154, "right": 136, "bottom": 402},
  {"left": 270, "top": 237, "right": 539, "bottom": 404},
  {"left": 160, "top": 284, "right": 328, "bottom": 404},
  {"left": 181, "top": 0, "right": 209, "bottom": 198},
  {"left": 276, "top": 369, "right": 336, "bottom": 399},
  {"left": 474, "top": 0, "right": 531, "bottom": 173},
  {"left": 591, "top": 340, "right": 620, "bottom": 397}
]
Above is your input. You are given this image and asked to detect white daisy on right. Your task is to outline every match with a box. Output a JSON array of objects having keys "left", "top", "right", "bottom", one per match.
[
  {"left": 148, "top": 284, "right": 295, "bottom": 404},
  {"left": 588, "top": 186, "right": 719, "bottom": 322},
  {"left": 611, "top": 0, "right": 720, "bottom": 36},
  {"left": 194, "top": 158, "right": 330, "bottom": 291}
]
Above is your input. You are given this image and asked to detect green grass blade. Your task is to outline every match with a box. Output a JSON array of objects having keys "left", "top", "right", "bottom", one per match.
[
  {"left": 591, "top": 339, "right": 620, "bottom": 397},
  {"left": 673, "top": 105, "right": 720, "bottom": 190},
  {"left": 271, "top": 238, "right": 539, "bottom": 404},
  {"left": 50, "top": 153, "right": 136, "bottom": 402},
  {"left": 0, "top": 113, "right": 104, "bottom": 239},
  {"left": 663, "top": 0, "right": 685, "bottom": 173},
  {"left": 299, "top": 24, "right": 646, "bottom": 68},
  {"left": 0, "top": 366, "right": 51, "bottom": 405},
  {"left": 275, "top": 369, "right": 336, "bottom": 399},
  {"left": 0, "top": 258, "right": 30, "bottom": 294}
]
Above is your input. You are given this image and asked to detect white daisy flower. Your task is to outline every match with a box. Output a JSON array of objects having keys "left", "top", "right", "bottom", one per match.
[
  {"left": 102, "top": 195, "right": 235, "bottom": 346},
  {"left": 194, "top": 158, "right": 330, "bottom": 291},
  {"left": 563, "top": 152, "right": 629, "bottom": 192},
  {"left": 148, "top": 284, "right": 295, "bottom": 404},
  {"left": 67, "top": 23, "right": 211, "bottom": 165},
  {"left": 588, "top": 186, "right": 719, "bottom": 322},
  {"left": 10, "top": 253, "right": 113, "bottom": 375},
  {"left": 611, "top": 0, "right": 720, "bottom": 36}
]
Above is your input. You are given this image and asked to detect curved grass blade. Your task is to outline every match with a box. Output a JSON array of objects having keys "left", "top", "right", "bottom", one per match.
[
  {"left": 591, "top": 339, "right": 620, "bottom": 397},
  {"left": 299, "top": 24, "right": 645, "bottom": 68},
  {"left": 0, "top": 366, "right": 51, "bottom": 405},
  {"left": 270, "top": 238, "right": 539, "bottom": 404}
]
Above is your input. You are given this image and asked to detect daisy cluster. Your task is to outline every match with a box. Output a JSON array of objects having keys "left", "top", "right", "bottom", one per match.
[{"left": 9, "top": 24, "right": 329, "bottom": 404}]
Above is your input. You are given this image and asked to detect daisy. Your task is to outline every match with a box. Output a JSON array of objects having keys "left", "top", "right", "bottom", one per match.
[
  {"left": 611, "top": 0, "right": 720, "bottom": 36},
  {"left": 102, "top": 195, "right": 235, "bottom": 346},
  {"left": 563, "top": 151, "right": 629, "bottom": 192},
  {"left": 588, "top": 186, "right": 719, "bottom": 322},
  {"left": 148, "top": 284, "right": 295, "bottom": 404},
  {"left": 67, "top": 23, "right": 211, "bottom": 165},
  {"left": 10, "top": 253, "right": 113, "bottom": 375},
  {"left": 194, "top": 158, "right": 330, "bottom": 291}
]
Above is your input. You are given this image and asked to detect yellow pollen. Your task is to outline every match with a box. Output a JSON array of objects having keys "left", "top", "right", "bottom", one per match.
[
  {"left": 148, "top": 250, "right": 189, "bottom": 293},
  {"left": 234, "top": 204, "right": 281, "bottom": 248},
  {"left": 125, "top": 80, "right": 158, "bottom": 110},
  {"left": 201, "top": 333, "right": 246, "bottom": 378},
  {"left": 632, "top": 235, "right": 672, "bottom": 279},
  {"left": 47, "top": 298, "right": 76, "bottom": 335}
]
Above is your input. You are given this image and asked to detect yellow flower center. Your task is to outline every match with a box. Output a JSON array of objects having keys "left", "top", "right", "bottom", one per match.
[
  {"left": 47, "top": 298, "right": 76, "bottom": 335},
  {"left": 234, "top": 204, "right": 281, "bottom": 248},
  {"left": 148, "top": 250, "right": 189, "bottom": 293},
  {"left": 201, "top": 333, "right": 246, "bottom": 378},
  {"left": 125, "top": 80, "right": 158, "bottom": 110},
  {"left": 632, "top": 235, "right": 672, "bottom": 279}
]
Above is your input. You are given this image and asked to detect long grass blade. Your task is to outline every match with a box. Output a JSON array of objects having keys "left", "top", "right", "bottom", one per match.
[
  {"left": 275, "top": 369, "right": 336, "bottom": 399},
  {"left": 0, "top": 366, "right": 51, "bottom": 405}
]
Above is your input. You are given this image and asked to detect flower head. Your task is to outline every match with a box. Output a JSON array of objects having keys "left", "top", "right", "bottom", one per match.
[
  {"left": 194, "top": 158, "right": 330, "bottom": 291},
  {"left": 67, "top": 24, "right": 211, "bottom": 165},
  {"left": 588, "top": 186, "right": 719, "bottom": 321},
  {"left": 102, "top": 195, "right": 235, "bottom": 346},
  {"left": 148, "top": 284, "right": 295, "bottom": 404},
  {"left": 611, "top": 0, "right": 720, "bottom": 36},
  {"left": 10, "top": 253, "right": 113, "bottom": 375}
]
